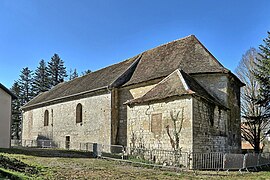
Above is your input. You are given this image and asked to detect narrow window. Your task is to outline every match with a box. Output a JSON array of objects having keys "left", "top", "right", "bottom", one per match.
[
  {"left": 44, "top": 110, "right": 49, "bottom": 126},
  {"left": 208, "top": 104, "right": 215, "bottom": 127},
  {"left": 76, "top": 103, "right": 82, "bottom": 123},
  {"left": 65, "top": 136, "right": 70, "bottom": 149}
]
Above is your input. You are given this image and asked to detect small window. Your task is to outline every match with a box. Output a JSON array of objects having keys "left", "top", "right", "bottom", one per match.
[
  {"left": 76, "top": 103, "right": 82, "bottom": 123},
  {"left": 65, "top": 136, "right": 70, "bottom": 149},
  {"left": 44, "top": 110, "right": 49, "bottom": 126}
]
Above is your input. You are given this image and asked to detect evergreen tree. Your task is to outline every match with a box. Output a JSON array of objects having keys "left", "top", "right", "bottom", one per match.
[
  {"left": 11, "top": 67, "right": 34, "bottom": 140},
  {"left": 69, "top": 68, "right": 79, "bottom": 80},
  {"left": 48, "top": 53, "right": 67, "bottom": 87},
  {"left": 236, "top": 48, "right": 269, "bottom": 153},
  {"left": 256, "top": 31, "right": 270, "bottom": 108},
  {"left": 81, "top": 69, "right": 91, "bottom": 76},
  {"left": 33, "top": 59, "right": 50, "bottom": 96},
  {"left": 10, "top": 81, "right": 22, "bottom": 140},
  {"left": 18, "top": 67, "right": 34, "bottom": 104}
]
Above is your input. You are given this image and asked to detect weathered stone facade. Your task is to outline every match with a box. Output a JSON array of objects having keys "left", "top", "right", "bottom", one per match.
[
  {"left": 192, "top": 97, "right": 228, "bottom": 153},
  {"left": 192, "top": 74, "right": 241, "bottom": 153},
  {"left": 127, "top": 96, "right": 192, "bottom": 152},
  {"left": 21, "top": 35, "right": 243, "bottom": 154},
  {"left": 116, "top": 79, "right": 160, "bottom": 146},
  {"left": 126, "top": 72, "right": 241, "bottom": 153},
  {"left": 22, "top": 92, "right": 111, "bottom": 148}
]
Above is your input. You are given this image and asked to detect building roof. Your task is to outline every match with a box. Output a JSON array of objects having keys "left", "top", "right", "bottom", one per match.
[
  {"left": 0, "top": 83, "right": 17, "bottom": 99},
  {"left": 125, "top": 69, "right": 226, "bottom": 108},
  {"left": 23, "top": 55, "right": 140, "bottom": 109},
  {"left": 123, "top": 35, "right": 230, "bottom": 86},
  {"left": 241, "top": 141, "right": 263, "bottom": 150},
  {"left": 22, "top": 35, "right": 241, "bottom": 110}
]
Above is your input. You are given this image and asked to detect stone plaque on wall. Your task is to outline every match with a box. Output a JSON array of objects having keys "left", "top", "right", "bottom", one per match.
[{"left": 151, "top": 113, "right": 162, "bottom": 136}]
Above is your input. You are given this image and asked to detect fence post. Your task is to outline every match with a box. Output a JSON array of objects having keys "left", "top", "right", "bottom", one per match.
[
  {"left": 121, "top": 146, "right": 125, "bottom": 160},
  {"left": 188, "top": 152, "right": 192, "bottom": 170}
]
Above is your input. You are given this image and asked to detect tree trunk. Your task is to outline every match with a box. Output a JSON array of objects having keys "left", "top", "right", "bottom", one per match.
[{"left": 254, "top": 139, "right": 261, "bottom": 153}]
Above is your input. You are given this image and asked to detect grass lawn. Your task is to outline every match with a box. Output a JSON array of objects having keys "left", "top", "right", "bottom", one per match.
[{"left": 0, "top": 147, "right": 270, "bottom": 179}]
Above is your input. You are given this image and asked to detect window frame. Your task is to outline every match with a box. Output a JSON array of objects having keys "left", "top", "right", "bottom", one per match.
[
  {"left": 76, "top": 103, "right": 83, "bottom": 124},
  {"left": 44, "top": 110, "right": 49, "bottom": 126}
]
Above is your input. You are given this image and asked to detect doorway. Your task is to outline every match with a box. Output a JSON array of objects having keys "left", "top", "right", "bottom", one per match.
[{"left": 65, "top": 136, "right": 70, "bottom": 149}]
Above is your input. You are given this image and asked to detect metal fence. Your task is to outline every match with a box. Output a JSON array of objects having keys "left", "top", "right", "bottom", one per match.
[
  {"left": 192, "top": 152, "right": 224, "bottom": 170},
  {"left": 12, "top": 139, "right": 270, "bottom": 171},
  {"left": 124, "top": 147, "right": 189, "bottom": 168},
  {"left": 223, "top": 154, "right": 244, "bottom": 170},
  {"left": 192, "top": 152, "right": 270, "bottom": 170},
  {"left": 18, "top": 139, "right": 96, "bottom": 151}
]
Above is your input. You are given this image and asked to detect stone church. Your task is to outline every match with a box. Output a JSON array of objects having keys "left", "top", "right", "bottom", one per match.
[{"left": 22, "top": 35, "right": 243, "bottom": 153}]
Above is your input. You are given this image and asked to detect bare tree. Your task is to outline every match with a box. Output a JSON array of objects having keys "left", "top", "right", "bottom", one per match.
[
  {"left": 236, "top": 47, "right": 269, "bottom": 153},
  {"left": 166, "top": 108, "right": 184, "bottom": 151}
]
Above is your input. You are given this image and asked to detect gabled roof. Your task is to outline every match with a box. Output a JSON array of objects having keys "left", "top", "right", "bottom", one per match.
[
  {"left": 22, "top": 35, "right": 241, "bottom": 110},
  {"left": 23, "top": 55, "right": 140, "bottom": 109},
  {"left": 125, "top": 69, "right": 226, "bottom": 108},
  {"left": 124, "top": 35, "right": 230, "bottom": 86},
  {"left": 0, "top": 83, "right": 17, "bottom": 99}
]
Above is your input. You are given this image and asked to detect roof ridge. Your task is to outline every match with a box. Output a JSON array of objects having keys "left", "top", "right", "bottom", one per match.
[
  {"left": 109, "top": 53, "right": 142, "bottom": 88},
  {"left": 191, "top": 35, "right": 228, "bottom": 71},
  {"left": 66, "top": 56, "right": 137, "bottom": 84},
  {"left": 176, "top": 69, "right": 190, "bottom": 91},
  {"left": 139, "top": 35, "right": 195, "bottom": 55}
]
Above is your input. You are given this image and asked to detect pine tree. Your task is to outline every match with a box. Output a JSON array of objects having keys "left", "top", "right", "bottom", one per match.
[
  {"left": 11, "top": 67, "right": 34, "bottom": 140},
  {"left": 33, "top": 59, "right": 50, "bottom": 96},
  {"left": 256, "top": 31, "right": 270, "bottom": 108},
  {"left": 69, "top": 68, "right": 79, "bottom": 80},
  {"left": 18, "top": 67, "right": 34, "bottom": 105},
  {"left": 10, "top": 81, "right": 22, "bottom": 140},
  {"left": 81, "top": 69, "right": 91, "bottom": 76},
  {"left": 47, "top": 54, "right": 67, "bottom": 87}
]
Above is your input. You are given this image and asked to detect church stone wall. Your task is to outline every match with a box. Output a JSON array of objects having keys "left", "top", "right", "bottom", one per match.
[
  {"left": 117, "top": 79, "right": 161, "bottom": 146},
  {"left": 192, "top": 74, "right": 228, "bottom": 106},
  {"left": 227, "top": 76, "right": 241, "bottom": 153},
  {"left": 192, "top": 97, "right": 228, "bottom": 153},
  {"left": 127, "top": 96, "right": 193, "bottom": 152},
  {"left": 22, "top": 93, "right": 111, "bottom": 149},
  {"left": 192, "top": 73, "right": 241, "bottom": 153}
]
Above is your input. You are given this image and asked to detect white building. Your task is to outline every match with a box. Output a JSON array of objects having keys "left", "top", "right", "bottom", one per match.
[{"left": 0, "top": 83, "right": 16, "bottom": 148}]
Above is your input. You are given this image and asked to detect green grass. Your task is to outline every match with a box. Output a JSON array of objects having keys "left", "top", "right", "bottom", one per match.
[
  {"left": 1, "top": 147, "right": 270, "bottom": 179},
  {"left": 0, "top": 167, "right": 31, "bottom": 180}
]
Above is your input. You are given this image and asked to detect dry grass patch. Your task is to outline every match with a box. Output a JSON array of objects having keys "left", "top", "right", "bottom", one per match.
[{"left": 0, "top": 148, "right": 270, "bottom": 179}]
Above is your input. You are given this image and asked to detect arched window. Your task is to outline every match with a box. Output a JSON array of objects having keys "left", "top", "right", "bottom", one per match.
[
  {"left": 76, "top": 103, "right": 82, "bottom": 123},
  {"left": 44, "top": 110, "right": 49, "bottom": 126}
]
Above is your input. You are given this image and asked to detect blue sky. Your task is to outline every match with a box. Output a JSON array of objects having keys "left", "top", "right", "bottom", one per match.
[{"left": 0, "top": 0, "right": 269, "bottom": 88}]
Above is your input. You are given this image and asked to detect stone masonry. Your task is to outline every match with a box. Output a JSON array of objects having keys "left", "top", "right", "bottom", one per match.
[
  {"left": 22, "top": 92, "right": 111, "bottom": 149},
  {"left": 21, "top": 35, "right": 243, "bottom": 154}
]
